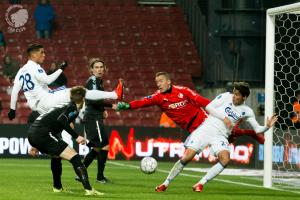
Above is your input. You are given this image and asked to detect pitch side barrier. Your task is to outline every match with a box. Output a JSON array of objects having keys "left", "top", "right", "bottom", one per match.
[{"left": 0, "top": 124, "right": 262, "bottom": 168}]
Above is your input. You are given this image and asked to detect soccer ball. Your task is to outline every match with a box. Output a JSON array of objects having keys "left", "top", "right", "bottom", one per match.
[{"left": 140, "top": 157, "right": 158, "bottom": 174}]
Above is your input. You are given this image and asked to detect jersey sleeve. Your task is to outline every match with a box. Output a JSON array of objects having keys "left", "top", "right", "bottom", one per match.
[
  {"left": 85, "top": 78, "right": 95, "bottom": 90},
  {"left": 245, "top": 108, "right": 268, "bottom": 133},
  {"left": 34, "top": 66, "right": 63, "bottom": 85},
  {"left": 181, "top": 87, "right": 211, "bottom": 107},
  {"left": 205, "top": 92, "right": 229, "bottom": 120},
  {"left": 57, "top": 104, "right": 79, "bottom": 138},
  {"left": 129, "top": 93, "right": 160, "bottom": 109},
  {"left": 10, "top": 72, "right": 22, "bottom": 110}
]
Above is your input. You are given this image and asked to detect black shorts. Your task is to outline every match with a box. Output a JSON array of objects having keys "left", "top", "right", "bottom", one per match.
[
  {"left": 84, "top": 119, "right": 109, "bottom": 148},
  {"left": 28, "top": 126, "right": 68, "bottom": 156}
]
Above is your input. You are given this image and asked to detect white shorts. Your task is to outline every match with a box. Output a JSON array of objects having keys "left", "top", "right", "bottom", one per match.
[
  {"left": 184, "top": 124, "right": 229, "bottom": 157},
  {"left": 35, "top": 88, "right": 70, "bottom": 114}
]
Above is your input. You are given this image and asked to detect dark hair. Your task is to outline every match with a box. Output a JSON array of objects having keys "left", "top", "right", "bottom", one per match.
[
  {"left": 233, "top": 82, "right": 250, "bottom": 97},
  {"left": 70, "top": 86, "right": 86, "bottom": 103},
  {"left": 155, "top": 72, "right": 170, "bottom": 80},
  {"left": 27, "top": 44, "right": 44, "bottom": 55}
]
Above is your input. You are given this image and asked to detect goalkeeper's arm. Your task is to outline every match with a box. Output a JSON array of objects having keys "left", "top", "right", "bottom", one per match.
[{"left": 116, "top": 102, "right": 130, "bottom": 111}]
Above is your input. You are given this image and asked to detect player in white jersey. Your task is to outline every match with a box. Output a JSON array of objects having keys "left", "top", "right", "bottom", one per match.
[
  {"left": 155, "top": 82, "right": 278, "bottom": 192},
  {"left": 8, "top": 44, "right": 123, "bottom": 119}
]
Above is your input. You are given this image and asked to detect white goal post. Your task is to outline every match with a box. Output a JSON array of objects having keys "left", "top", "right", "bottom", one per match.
[{"left": 264, "top": 2, "right": 300, "bottom": 188}]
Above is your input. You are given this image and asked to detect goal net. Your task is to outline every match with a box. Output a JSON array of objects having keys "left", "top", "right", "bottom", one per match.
[{"left": 265, "top": 2, "right": 300, "bottom": 189}]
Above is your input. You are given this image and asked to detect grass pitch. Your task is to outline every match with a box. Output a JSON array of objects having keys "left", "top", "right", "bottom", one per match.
[{"left": 0, "top": 159, "right": 298, "bottom": 200}]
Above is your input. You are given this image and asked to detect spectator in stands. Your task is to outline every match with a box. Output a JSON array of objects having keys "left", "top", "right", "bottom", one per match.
[
  {"left": 0, "top": 27, "right": 7, "bottom": 53},
  {"left": 0, "top": 98, "right": 3, "bottom": 115},
  {"left": 47, "top": 61, "right": 67, "bottom": 87},
  {"left": 34, "top": 0, "right": 55, "bottom": 39},
  {"left": 160, "top": 112, "right": 176, "bottom": 128},
  {"left": 9, "top": 0, "right": 21, "bottom": 4},
  {"left": 3, "top": 55, "right": 20, "bottom": 81},
  {"left": 290, "top": 90, "right": 300, "bottom": 128}
]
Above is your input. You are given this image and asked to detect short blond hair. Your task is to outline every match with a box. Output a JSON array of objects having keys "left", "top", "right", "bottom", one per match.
[{"left": 155, "top": 72, "right": 170, "bottom": 80}]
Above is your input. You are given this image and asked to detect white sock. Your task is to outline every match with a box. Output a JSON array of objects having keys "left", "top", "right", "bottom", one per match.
[
  {"left": 199, "top": 162, "right": 225, "bottom": 185},
  {"left": 85, "top": 90, "right": 117, "bottom": 100},
  {"left": 162, "top": 160, "right": 185, "bottom": 186}
]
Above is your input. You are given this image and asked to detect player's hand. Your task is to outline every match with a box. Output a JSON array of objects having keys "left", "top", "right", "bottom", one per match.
[
  {"left": 8, "top": 109, "right": 16, "bottom": 120},
  {"left": 116, "top": 102, "right": 130, "bottom": 111},
  {"left": 103, "top": 110, "right": 108, "bottom": 118},
  {"left": 266, "top": 114, "right": 278, "bottom": 128},
  {"left": 223, "top": 117, "right": 232, "bottom": 129},
  {"left": 58, "top": 60, "right": 68, "bottom": 71},
  {"left": 112, "top": 103, "right": 117, "bottom": 110},
  {"left": 76, "top": 136, "right": 86, "bottom": 145},
  {"left": 28, "top": 147, "right": 39, "bottom": 157}
]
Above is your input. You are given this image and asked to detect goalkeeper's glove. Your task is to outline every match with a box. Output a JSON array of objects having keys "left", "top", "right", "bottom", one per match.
[
  {"left": 58, "top": 60, "right": 68, "bottom": 71},
  {"left": 8, "top": 109, "right": 16, "bottom": 120},
  {"left": 116, "top": 102, "right": 130, "bottom": 111}
]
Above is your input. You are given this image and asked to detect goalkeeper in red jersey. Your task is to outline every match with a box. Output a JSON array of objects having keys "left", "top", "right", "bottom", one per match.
[{"left": 115, "top": 72, "right": 264, "bottom": 144}]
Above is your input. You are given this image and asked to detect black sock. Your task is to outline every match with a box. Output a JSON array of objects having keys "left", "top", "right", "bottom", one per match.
[
  {"left": 97, "top": 150, "right": 108, "bottom": 179},
  {"left": 83, "top": 149, "right": 98, "bottom": 168},
  {"left": 70, "top": 154, "right": 92, "bottom": 190},
  {"left": 51, "top": 157, "right": 62, "bottom": 189}
]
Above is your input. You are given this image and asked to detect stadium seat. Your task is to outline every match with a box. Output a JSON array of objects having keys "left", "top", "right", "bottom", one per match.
[
  {"left": 0, "top": 2, "right": 201, "bottom": 126},
  {"left": 2, "top": 117, "right": 19, "bottom": 124}
]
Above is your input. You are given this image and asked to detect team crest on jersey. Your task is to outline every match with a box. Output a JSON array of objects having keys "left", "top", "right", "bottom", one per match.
[
  {"left": 38, "top": 69, "right": 44, "bottom": 73},
  {"left": 178, "top": 93, "right": 183, "bottom": 98}
]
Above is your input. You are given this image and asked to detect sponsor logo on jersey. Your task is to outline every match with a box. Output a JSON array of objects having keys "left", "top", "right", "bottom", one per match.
[
  {"left": 217, "top": 95, "right": 222, "bottom": 99},
  {"left": 225, "top": 107, "right": 240, "bottom": 120},
  {"left": 38, "top": 69, "right": 44, "bottom": 73},
  {"left": 168, "top": 100, "right": 188, "bottom": 109},
  {"left": 178, "top": 93, "right": 183, "bottom": 98},
  {"left": 146, "top": 95, "right": 152, "bottom": 99}
]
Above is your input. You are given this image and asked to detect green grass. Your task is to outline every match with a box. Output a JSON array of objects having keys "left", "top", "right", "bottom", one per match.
[{"left": 0, "top": 159, "right": 298, "bottom": 200}]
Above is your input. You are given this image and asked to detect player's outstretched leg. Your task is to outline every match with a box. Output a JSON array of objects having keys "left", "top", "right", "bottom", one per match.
[
  {"left": 84, "top": 79, "right": 123, "bottom": 101},
  {"left": 155, "top": 160, "right": 187, "bottom": 192},
  {"left": 114, "top": 79, "right": 124, "bottom": 100},
  {"left": 193, "top": 151, "right": 229, "bottom": 192}
]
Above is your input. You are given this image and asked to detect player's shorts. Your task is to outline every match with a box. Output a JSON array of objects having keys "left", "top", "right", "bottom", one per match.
[
  {"left": 184, "top": 123, "right": 229, "bottom": 157},
  {"left": 35, "top": 87, "right": 70, "bottom": 114},
  {"left": 84, "top": 119, "right": 109, "bottom": 149},
  {"left": 28, "top": 125, "right": 68, "bottom": 156}
]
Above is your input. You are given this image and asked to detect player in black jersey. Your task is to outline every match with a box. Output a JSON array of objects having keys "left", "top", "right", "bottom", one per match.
[
  {"left": 28, "top": 86, "right": 103, "bottom": 196},
  {"left": 80, "top": 58, "right": 112, "bottom": 183},
  {"left": 28, "top": 110, "right": 70, "bottom": 193}
]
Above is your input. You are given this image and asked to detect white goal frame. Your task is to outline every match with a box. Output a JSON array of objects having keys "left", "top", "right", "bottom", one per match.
[{"left": 264, "top": 2, "right": 300, "bottom": 188}]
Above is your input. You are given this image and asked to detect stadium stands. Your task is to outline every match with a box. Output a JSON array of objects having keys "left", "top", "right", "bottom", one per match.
[{"left": 0, "top": 0, "right": 202, "bottom": 126}]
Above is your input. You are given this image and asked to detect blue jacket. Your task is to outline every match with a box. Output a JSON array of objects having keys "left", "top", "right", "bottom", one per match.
[
  {"left": 34, "top": 4, "right": 55, "bottom": 31},
  {"left": 0, "top": 32, "right": 6, "bottom": 47}
]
